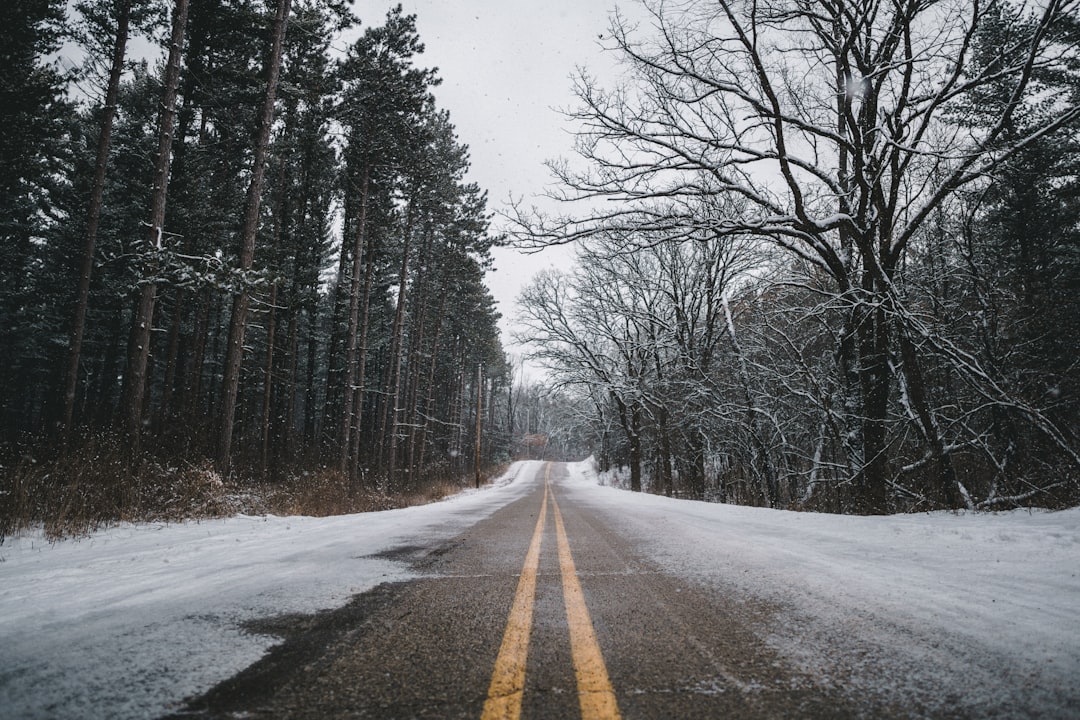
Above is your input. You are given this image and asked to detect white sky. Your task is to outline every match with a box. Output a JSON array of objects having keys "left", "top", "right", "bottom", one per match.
[{"left": 351, "top": 1, "right": 635, "bottom": 351}]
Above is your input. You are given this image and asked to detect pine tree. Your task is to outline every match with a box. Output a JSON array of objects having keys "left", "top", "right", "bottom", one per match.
[
  {"left": 60, "top": 0, "right": 157, "bottom": 438},
  {"left": 335, "top": 5, "right": 438, "bottom": 476},
  {"left": 217, "top": 0, "right": 293, "bottom": 470},
  {"left": 0, "top": 0, "right": 70, "bottom": 432},
  {"left": 119, "top": 0, "right": 190, "bottom": 450}
]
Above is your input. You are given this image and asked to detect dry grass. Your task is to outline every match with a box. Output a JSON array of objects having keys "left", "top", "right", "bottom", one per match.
[
  {"left": 0, "top": 433, "right": 236, "bottom": 541},
  {"left": 0, "top": 434, "right": 503, "bottom": 542},
  {"left": 256, "top": 468, "right": 404, "bottom": 517}
]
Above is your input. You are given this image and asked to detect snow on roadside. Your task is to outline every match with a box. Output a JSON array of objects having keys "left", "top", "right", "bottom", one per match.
[
  {"left": 562, "top": 458, "right": 1080, "bottom": 716},
  {"left": 4, "top": 457, "right": 1077, "bottom": 718},
  {"left": 0, "top": 461, "right": 542, "bottom": 720}
]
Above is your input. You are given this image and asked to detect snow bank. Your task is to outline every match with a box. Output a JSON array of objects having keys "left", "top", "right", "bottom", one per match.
[
  {"left": 3, "top": 457, "right": 1077, "bottom": 718},
  {"left": 0, "top": 461, "right": 542, "bottom": 720},
  {"left": 563, "top": 458, "right": 1080, "bottom": 715}
]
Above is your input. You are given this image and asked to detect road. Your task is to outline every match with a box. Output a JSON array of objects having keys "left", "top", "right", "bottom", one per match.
[
  {"left": 158, "top": 460, "right": 1080, "bottom": 719},
  {"left": 172, "top": 462, "right": 879, "bottom": 719}
]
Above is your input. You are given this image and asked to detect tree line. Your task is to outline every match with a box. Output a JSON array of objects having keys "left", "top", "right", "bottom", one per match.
[
  {"left": 514, "top": 0, "right": 1080, "bottom": 513},
  {"left": 0, "top": 0, "right": 515, "bottom": 488}
]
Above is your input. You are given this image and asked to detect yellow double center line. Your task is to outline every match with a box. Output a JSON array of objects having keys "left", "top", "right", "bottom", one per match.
[
  {"left": 481, "top": 478, "right": 548, "bottom": 718},
  {"left": 481, "top": 464, "right": 621, "bottom": 720}
]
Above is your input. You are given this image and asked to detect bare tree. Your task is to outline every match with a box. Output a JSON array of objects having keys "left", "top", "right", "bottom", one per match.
[
  {"left": 515, "top": 0, "right": 1080, "bottom": 512},
  {"left": 517, "top": 215, "right": 756, "bottom": 495}
]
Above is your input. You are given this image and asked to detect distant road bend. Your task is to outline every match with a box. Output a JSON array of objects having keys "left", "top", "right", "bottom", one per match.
[{"left": 173, "top": 462, "right": 1066, "bottom": 719}]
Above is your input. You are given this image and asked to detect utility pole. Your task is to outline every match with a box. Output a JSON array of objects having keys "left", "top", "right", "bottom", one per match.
[{"left": 475, "top": 363, "right": 483, "bottom": 488}]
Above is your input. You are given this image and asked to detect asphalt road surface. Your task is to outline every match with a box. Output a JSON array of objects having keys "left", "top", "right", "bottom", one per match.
[{"left": 171, "top": 461, "right": 900, "bottom": 719}]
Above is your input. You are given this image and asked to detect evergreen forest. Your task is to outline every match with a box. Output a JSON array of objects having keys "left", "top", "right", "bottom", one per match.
[
  {"left": 1, "top": 0, "right": 530, "bottom": 535},
  {"left": 2, "top": 0, "right": 1079, "bottom": 533}
]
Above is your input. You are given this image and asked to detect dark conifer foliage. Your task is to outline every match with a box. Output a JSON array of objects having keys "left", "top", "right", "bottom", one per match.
[
  {"left": 1, "top": 0, "right": 510, "bottom": 492},
  {"left": 0, "top": 0, "right": 72, "bottom": 432}
]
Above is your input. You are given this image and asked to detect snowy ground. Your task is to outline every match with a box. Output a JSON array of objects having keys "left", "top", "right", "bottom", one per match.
[
  {"left": 2, "top": 459, "right": 1078, "bottom": 718},
  {"left": 564, "top": 464, "right": 1080, "bottom": 716},
  {"left": 0, "top": 462, "right": 542, "bottom": 719}
]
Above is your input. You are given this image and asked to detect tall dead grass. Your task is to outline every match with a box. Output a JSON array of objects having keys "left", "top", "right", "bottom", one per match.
[
  {"left": 0, "top": 433, "right": 236, "bottom": 541},
  {"left": 0, "top": 433, "right": 502, "bottom": 542}
]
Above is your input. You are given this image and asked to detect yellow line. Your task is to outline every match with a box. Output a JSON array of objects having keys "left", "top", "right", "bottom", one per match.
[
  {"left": 551, "top": 489, "right": 622, "bottom": 720},
  {"left": 481, "top": 468, "right": 550, "bottom": 720}
]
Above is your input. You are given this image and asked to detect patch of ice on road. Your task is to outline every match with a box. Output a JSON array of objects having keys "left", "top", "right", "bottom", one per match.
[{"left": 0, "top": 461, "right": 542, "bottom": 720}]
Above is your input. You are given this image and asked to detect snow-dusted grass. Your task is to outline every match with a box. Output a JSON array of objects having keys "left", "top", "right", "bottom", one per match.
[
  {"left": 2, "top": 458, "right": 1077, "bottom": 718},
  {"left": 0, "top": 461, "right": 541, "bottom": 719}
]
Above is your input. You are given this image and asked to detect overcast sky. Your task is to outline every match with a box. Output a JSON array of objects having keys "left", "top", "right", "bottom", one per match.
[{"left": 351, "top": 0, "right": 635, "bottom": 352}]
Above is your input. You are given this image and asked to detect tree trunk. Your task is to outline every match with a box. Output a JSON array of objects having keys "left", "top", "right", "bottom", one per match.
[
  {"left": 62, "top": 0, "right": 132, "bottom": 440},
  {"left": 855, "top": 289, "right": 891, "bottom": 514},
  {"left": 474, "top": 363, "right": 483, "bottom": 489},
  {"left": 628, "top": 404, "right": 643, "bottom": 492},
  {"left": 658, "top": 410, "right": 673, "bottom": 497},
  {"left": 218, "top": 0, "right": 292, "bottom": 470},
  {"left": 120, "top": 0, "right": 190, "bottom": 452},
  {"left": 158, "top": 290, "right": 185, "bottom": 433},
  {"left": 694, "top": 430, "right": 711, "bottom": 500},
  {"left": 415, "top": 277, "right": 449, "bottom": 474},
  {"left": 403, "top": 227, "right": 434, "bottom": 479},
  {"left": 182, "top": 289, "right": 210, "bottom": 427},
  {"left": 95, "top": 298, "right": 126, "bottom": 425},
  {"left": 614, "top": 395, "right": 642, "bottom": 492},
  {"left": 303, "top": 307, "right": 320, "bottom": 450},
  {"left": 382, "top": 202, "right": 417, "bottom": 484},
  {"left": 348, "top": 210, "right": 379, "bottom": 477},
  {"left": 448, "top": 352, "right": 466, "bottom": 472},
  {"left": 318, "top": 244, "right": 347, "bottom": 449},
  {"left": 260, "top": 282, "right": 279, "bottom": 476},
  {"left": 283, "top": 298, "right": 299, "bottom": 460},
  {"left": 339, "top": 166, "right": 369, "bottom": 474}
]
